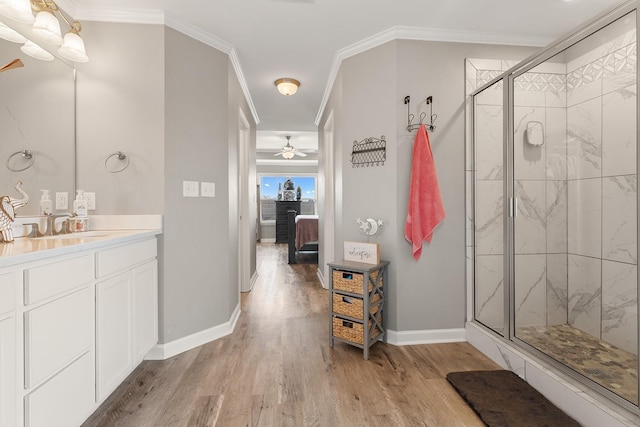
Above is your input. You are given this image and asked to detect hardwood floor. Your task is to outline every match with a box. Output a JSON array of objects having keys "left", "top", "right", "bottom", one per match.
[{"left": 83, "top": 243, "right": 499, "bottom": 426}]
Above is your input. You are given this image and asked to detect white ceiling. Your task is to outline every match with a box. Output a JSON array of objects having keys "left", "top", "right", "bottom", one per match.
[{"left": 65, "top": 0, "right": 622, "bottom": 150}]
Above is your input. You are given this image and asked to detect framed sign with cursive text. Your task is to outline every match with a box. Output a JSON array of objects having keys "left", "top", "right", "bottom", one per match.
[{"left": 343, "top": 241, "right": 380, "bottom": 265}]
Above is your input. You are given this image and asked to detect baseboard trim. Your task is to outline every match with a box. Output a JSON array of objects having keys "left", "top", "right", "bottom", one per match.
[
  {"left": 146, "top": 303, "right": 241, "bottom": 360},
  {"left": 386, "top": 328, "right": 466, "bottom": 346},
  {"left": 317, "top": 268, "right": 327, "bottom": 289},
  {"left": 260, "top": 238, "right": 276, "bottom": 243}
]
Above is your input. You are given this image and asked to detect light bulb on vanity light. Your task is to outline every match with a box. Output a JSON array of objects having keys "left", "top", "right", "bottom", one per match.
[
  {"left": 0, "top": 20, "right": 26, "bottom": 43},
  {"left": 0, "top": 0, "right": 34, "bottom": 24},
  {"left": 32, "top": 7, "right": 62, "bottom": 45},
  {"left": 58, "top": 22, "right": 88, "bottom": 62},
  {"left": 20, "top": 39, "right": 53, "bottom": 61}
]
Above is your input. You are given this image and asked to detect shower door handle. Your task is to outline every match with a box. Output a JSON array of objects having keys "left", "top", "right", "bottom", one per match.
[{"left": 509, "top": 197, "right": 518, "bottom": 217}]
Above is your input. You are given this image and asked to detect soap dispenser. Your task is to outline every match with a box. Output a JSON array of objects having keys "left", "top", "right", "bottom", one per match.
[
  {"left": 73, "top": 190, "right": 88, "bottom": 217},
  {"left": 39, "top": 190, "right": 52, "bottom": 215}
]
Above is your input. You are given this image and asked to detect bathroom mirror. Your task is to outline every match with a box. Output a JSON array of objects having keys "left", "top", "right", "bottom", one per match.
[{"left": 0, "top": 35, "right": 75, "bottom": 216}]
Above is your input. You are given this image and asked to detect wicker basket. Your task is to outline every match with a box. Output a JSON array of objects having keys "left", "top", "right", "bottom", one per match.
[
  {"left": 332, "top": 314, "right": 382, "bottom": 345},
  {"left": 332, "top": 293, "right": 381, "bottom": 320},
  {"left": 332, "top": 269, "right": 381, "bottom": 295}
]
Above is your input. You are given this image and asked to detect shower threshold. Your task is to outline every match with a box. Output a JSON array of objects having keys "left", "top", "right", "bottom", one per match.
[{"left": 517, "top": 324, "right": 638, "bottom": 404}]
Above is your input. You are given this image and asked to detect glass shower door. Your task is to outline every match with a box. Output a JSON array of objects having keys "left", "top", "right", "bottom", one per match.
[
  {"left": 512, "top": 10, "right": 639, "bottom": 405},
  {"left": 474, "top": 80, "right": 505, "bottom": 336}
]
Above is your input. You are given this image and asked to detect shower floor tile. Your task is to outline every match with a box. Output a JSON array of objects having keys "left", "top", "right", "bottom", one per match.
[{"left": 517, "top": 324, "right": 638, "bottom": 404}]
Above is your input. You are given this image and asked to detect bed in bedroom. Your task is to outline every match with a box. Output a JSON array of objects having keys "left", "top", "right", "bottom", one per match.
[{"left": 287, "top": 210, "right": 319, "bottom": 264}]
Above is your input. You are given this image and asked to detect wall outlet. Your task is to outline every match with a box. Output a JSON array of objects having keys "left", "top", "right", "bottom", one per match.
[
  {"left": 183, "top": 181, "right": 199, "bottom": 197},
  {"left": 55, "top": 192, "right": 68, "bottom": 210},
  {"left": 201, "top": 182, "right": 215, "bottom": 198},
  {"left": 84, "top": 192, "right": 96, "bottom": 210}
]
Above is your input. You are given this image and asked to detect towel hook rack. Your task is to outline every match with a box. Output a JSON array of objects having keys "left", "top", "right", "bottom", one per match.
[{"left": 404, "top": 95, "right": 437, "bottom": 132}]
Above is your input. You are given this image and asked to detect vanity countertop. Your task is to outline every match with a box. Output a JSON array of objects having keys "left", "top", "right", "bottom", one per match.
[{"left": 0, "top": 229, "right": 162, "bottom": 268}]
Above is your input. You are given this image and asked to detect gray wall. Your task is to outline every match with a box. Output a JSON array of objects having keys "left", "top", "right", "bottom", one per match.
[
  {"left": 76, "top": 22, "right": 165, "bottom": 213},
  {"left": 164, "top": 27, "right": 235, "bottom": 342},
  {"left": 319, "top": 39, "right": 535, "bottom": 332},
  {"left": 77, "top": 22, "right": 256, "bottom": 345}
]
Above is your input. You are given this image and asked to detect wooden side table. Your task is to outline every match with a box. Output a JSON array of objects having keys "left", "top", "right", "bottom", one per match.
[{"left": 328, "top": 259, "right": 389, "bottom": 360}]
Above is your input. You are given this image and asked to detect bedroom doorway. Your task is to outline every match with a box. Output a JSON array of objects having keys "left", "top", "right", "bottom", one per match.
[
  {"left": 238, "top": 109, "right": 253, "bottom": 293},
  {"left": 322, "top": 111, "right": 335, "bottom": 288}
]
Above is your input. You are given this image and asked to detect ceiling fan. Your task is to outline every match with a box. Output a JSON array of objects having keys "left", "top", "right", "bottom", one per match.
[{"left": 274, "top": 135, "right": 307, "bottom": 159}]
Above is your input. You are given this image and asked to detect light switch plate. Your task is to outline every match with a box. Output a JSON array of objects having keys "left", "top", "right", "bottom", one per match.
[
  {"left": 55, "top": 192, "right": 68, "bottom": 210},
  {"left": 201, "top": 182, "right": 215, "bottom": 198},
  {"left": 84, "top": 192, "right": 96, "bottom": 210},
  {"left": 183, "top": 181, "right": 199, "bottom": 197}
]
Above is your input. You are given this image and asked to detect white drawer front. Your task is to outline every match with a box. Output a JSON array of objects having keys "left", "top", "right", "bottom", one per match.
[
  {"left": 24, "top": 254, "right": 94, "bottom": 305},
  {"left": 25, "top": 351, "right": 95, "bottom": 427},
  {"left": 96, "top": 238, "right": 157, "bottom": 278},
  {"left": 24, "top": 287, "right": 93, "bottom": 389},
  {"left": 0, "top": 270, "right": 18, "bottom": 315}
]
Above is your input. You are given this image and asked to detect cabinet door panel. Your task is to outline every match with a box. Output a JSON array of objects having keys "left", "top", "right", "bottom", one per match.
[
  {"left": 96, "top": 273, "right": 132, "bottom": 402},
  {"left": 0, "top": 316, "right": 16, "bottom": 427},
  {"left": 133, "top": 260, "right": 158, "bottom": 363},
  {"left": 24, "top": 351, "right": 94, "bottom": 427},
  {"left": 97, "top": 239, "right": 157, "bottom": 279},
  {"left": 24, "top": 254, "right": 93, "bottom": 305},
  {"left": 0, "top": 270, "right": 18, "bottom": 315},
  {"left": 24, "top": 287, "right": 93, "bottom": 388}
]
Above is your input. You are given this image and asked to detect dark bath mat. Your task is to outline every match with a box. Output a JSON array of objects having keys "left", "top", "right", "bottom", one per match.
[{"left": 446, "top": 370, "right": 580, "bottom": 427}]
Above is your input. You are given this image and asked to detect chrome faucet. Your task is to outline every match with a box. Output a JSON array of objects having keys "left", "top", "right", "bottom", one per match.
[{"left": 44, "top": 213, "right": 73, "bottom": 236}]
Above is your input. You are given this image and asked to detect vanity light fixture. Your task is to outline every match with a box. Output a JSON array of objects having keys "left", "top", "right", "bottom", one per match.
[
  {"left": 20, "top": 39, "right": 52, "bottom": 60},
  {"left": 0, "top": 20, "right": 26, "bottom": 43},
  {"left": 274, "top": 78, "right": 300, "bottom": 96},
  {"left": 31, "top": 1, "right": 62, "bottom": 45},
  {"left": 0, "top": 0, "right": 35, "bottom": 24},
  {"left": 0, "top": 0, "right": 88, "bottom": 62}
]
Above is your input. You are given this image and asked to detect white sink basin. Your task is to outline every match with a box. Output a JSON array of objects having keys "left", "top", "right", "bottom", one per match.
[{"left": 35, "top": 231, "right": 109, "bottom": 240}]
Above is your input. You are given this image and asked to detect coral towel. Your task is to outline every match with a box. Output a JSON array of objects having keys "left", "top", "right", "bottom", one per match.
[{"left": 404, "top": 124, "right": 446, "bottom": 260}]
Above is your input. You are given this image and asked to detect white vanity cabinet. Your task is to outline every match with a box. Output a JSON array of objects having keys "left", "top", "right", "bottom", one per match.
[
  {"left": 0, "top": 270, "right": 19, "bottom": 427},
  {"left": 0, "top": 230, "right": 160, "bottom": 427},
  {"left": 22, "top": 254, "right": 95, "bottom": 427},
  {"left": 96, "top": 238, "right": 158, "bottom": 402},
  {"left": 133, "top": 259, "right": 158, "bottom": 363}
]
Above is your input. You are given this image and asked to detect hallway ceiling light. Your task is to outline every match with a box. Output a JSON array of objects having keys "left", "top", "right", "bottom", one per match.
[
  {"left": 274, "top": 78, "right": 300, "bottom": 96},
  {"left": 0, "top": 0, "right": 88, "bottom": 62},
  {"left": 274, "top": 135, "right": 307, "bottom": 159}
]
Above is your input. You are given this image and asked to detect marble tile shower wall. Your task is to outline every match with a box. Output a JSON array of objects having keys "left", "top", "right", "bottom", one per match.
[
  {"left": 467, "top": 34, "right": 638, "bottom": 354},
  {"left": 468, "top": 59, "right": 517, "bottom": 333},
  {"left": 513, "top": 65, "right": 569, "bottom": 330},
  {"left": 565, "top": 38, "right": 637, "bottom": 354}
]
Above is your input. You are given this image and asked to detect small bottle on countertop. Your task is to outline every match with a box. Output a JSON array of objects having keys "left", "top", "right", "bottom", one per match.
[
  {"left": 73, "top": 190, "right": 88, "bottom": 217},
  {"left": 39, "top": 189, "right": 52, "bottom": 215}
]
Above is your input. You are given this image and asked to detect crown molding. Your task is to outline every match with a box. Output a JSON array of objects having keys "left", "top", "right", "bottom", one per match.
[
  {"left": 163, "top": 12, "right": 260, "bottom": 125},
  {"left": 74, "top": 6, "right": 165, "bottom": 24},
  {"left": 55, "top": 0, "right": 77, "bottom": 16},
  {"left": 314, "top": 25, "right": 551, "bottom": 126},
  {"left": 70, "top": 6, "right": 260, "bottom": 125}
]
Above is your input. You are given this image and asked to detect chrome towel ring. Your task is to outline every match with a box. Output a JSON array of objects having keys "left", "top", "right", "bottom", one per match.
[
  {"left": 105, "top": 151, "right": 130, "bottom": 173},
  {"left": 6, "top": 149, "right": 35, "bottom": 172}
]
